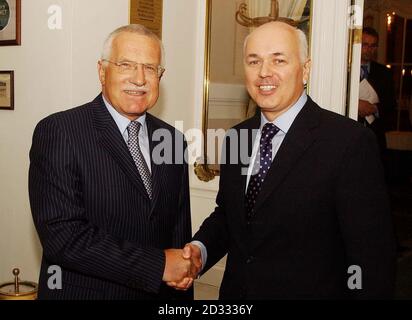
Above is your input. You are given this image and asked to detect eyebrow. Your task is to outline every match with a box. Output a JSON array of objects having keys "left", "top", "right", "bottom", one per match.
[{"left": 245, "top": 52, "right": 287, "bottom": 59}]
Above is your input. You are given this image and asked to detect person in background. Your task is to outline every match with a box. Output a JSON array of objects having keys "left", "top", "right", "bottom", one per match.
[{"left": 358, "top": 27, "right": 396, "bottom": 157}]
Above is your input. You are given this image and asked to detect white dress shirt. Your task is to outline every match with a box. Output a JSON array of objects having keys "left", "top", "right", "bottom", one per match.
[{"left": 103, "top": 95, "right": 151, "bottom": 173}]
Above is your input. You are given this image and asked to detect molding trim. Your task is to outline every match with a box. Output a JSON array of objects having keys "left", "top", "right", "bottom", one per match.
[{"left": 309, "top": 0, "right": 351, "bottom": 115}]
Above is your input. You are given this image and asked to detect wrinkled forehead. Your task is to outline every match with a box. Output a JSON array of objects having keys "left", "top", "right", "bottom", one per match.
[{"left": 111, "top": 32, "right": 161, "bottom": 61}]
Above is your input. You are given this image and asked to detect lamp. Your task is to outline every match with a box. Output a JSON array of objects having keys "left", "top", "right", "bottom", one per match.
[{"left": 235, "top": 0, "right": 308, "bottom": 28}]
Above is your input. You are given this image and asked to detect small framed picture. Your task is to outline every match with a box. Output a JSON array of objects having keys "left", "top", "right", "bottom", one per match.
[
  {"left": 0, "top": 0, "right": 21, "bottom": 46},
  {"left": 0, "top": 71, "right": 14, "bottom": 110}
]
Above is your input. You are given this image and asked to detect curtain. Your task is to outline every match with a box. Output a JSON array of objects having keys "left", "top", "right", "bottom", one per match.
[
  {"left": 247, "top": 0, "right": 271, "bottom": 19},
  {"left": 278, "top": 0, "right": 308, "bottom": 21},
  {"left": 247, "top": 0, "right": 308, "bottom": 21}
]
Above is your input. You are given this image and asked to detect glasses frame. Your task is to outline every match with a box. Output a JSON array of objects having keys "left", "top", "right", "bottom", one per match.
[{"left": 102, "top": 59, "right": 165, "bottom": 78}]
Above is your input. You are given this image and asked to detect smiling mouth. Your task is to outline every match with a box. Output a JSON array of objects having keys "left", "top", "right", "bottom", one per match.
[
  {"left": 124, "top": 90, "right": 147, "bottom": 96},
  {"left": 258, "top": 85, "right": 277, "bottom": 92}
]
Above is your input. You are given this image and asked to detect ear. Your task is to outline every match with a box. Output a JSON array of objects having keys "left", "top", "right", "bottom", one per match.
[
  {"left": 302, "top": 59, "right": 311, "bottom": 84},
  {"left": 98, "top": 60, "right": 106, "bottom": 85}
]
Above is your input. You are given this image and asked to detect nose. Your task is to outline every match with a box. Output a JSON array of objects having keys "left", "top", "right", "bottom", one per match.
[
  {"left": 259, "top": 60, "right": 273, "bottom": 78},
  {"left": 129, "top": 64, "right": 146, "bottom": 86}
]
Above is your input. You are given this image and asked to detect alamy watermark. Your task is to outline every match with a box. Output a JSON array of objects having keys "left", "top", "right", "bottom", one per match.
[
  {"left": 347, "top": 265, "right": 362, "bottom": 290},
  {"left": 47, "top": 265, "right": 62, "bottom": 290},
  {"left": 46, "top": 264, "right": 363, "bottom": 291},
  {"left": 48, "top": 5, "right": 62, "bottom": 30},
  {"left": 144, "top": 122, "right": 259, "bottom": 175}
]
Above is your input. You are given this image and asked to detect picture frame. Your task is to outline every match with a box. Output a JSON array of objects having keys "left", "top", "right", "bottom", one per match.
[
  {"left": 0, "top": 0, "right": 21, "bottom": 46},
  {"left": 129, "top": 0, "right": 163, "bottom": 39},
  {"left": 0, "top": 71, "right": 14, "bottom": 110}
]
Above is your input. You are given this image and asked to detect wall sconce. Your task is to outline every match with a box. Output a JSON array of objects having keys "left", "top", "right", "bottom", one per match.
[{"left": 387, "top": 12, "right": 395, "bottom": 31}]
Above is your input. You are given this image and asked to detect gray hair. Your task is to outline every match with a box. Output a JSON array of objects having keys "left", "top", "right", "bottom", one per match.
[
  {"left": 296, "top": 28, "right": 308, "bottom": 64},
  {"left": 101, "top": 24, "right": 165, "bottom": 66},
  {"left": 243, "top": 24, "right": 309, "bottom": 64}
]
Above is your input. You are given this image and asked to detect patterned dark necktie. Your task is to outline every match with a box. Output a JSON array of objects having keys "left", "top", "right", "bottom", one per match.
[
  {"left": 245, "top": 123, "right": 280, "bottom": 219},
  {"left": 127, "top": 121, "right": 153, "bottom": 199}
]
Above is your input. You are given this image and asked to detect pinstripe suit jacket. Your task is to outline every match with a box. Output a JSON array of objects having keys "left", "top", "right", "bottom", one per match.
[{"left": 29, "top": 94, "right": 192, "bottom": 300}]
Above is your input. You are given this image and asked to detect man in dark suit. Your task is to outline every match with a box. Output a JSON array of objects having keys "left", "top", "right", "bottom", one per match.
[
  {"left": 180, "top": 22, "right": 396, "bottom": 299},
  {"left": 358, "top": 27, "right": 397, "bottom": 152},
  {"left": 29, "top": 24, "right": 194, "bottom": 300}
]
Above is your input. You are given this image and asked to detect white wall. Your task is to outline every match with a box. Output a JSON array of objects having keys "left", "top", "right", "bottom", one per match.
[{"left": 0, "top": 0, "right": 201, "bottom": 284}]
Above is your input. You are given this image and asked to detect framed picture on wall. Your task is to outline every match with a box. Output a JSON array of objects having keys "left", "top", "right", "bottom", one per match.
[
  {"left": 0, "top": 71, "right": 14, "bottom": 110},
  {"left": 129, "top": 0, "right": 163, "bottom": 39},
  {"left": 0, "top": 0, "right": 21, "bottom": 46}
]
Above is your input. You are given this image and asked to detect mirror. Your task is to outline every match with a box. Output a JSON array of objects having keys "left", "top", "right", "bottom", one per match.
[{"left": 195, "top": 0, "right": 312, "bottom": 181}]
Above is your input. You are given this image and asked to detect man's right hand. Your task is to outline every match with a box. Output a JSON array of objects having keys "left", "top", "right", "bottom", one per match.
[
  {"left": 164, "top": 243, "right": 203, "bottom": 290},
  {"left": 358, "top": 99, "right": 378, "bottom": 118},
  {"left": 162, "top": 248, "right": 191, "bottom": 284}
]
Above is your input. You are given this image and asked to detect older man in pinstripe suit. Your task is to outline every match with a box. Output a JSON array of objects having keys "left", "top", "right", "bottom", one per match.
[{"left": 29, "top": 24, "right": 196, "bottom": 300}]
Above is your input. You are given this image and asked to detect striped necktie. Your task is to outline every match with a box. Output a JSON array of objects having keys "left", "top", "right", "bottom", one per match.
[{"left": 127, "top": 121, "right": 152, "bottom": 199}]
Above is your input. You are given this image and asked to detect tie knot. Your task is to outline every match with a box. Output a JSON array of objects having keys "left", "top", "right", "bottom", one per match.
[
  {"left": 127, "top": 121, "right": 141, "bottom": 135},
  {"left": 260, "top": 123, "right": 279, "bottom": 143}
]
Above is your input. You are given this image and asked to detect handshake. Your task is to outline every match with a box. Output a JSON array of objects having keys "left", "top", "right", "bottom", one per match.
[{"left": 162, "top": 243, "right": 203, "bottom": 291}]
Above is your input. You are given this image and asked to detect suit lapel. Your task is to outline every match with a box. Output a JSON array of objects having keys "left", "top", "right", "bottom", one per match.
[
  {"left": 252, "top": 99, "right": 320, "bottom": 215},
  {"left": 91, "top": 94, "right": 150, "bottom": 200},
  {"left": 145, "top": 113, "right": 167, "bottom": 214},
  {"left": 235, "top": 113, "right": 260, "bottom": 228}
]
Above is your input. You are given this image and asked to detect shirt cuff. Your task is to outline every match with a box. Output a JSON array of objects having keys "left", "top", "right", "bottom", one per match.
[{"left": 190, "top": 240, "right": 207, "bottom": 274}]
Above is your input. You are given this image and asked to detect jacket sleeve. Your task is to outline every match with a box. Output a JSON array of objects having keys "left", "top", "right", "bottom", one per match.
[
  {"left": 29, "top": 116, "right": 165, "bottom": 294},
  {"left": 192, "top": 136, "right": 231, "bottom": 273},
  {"left": 335, "top": 128, "right": 396, "bottom": 299},
  {"left": 172, "top": 140, "right": 192, "bottom": 248}
]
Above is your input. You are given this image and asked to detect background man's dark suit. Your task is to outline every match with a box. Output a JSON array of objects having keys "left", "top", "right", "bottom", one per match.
[
  {"left": 361, "top": 60, "right": 397, "bottom": 150},
  {"left": 193, "top": 97, "right": 396, "bottom": 299},
  {"left": 29, "top": 94, "right": 192, "bottom": 300}
]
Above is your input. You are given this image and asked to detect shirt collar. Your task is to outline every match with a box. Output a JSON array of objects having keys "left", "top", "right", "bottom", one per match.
[
  {"left": 361, "top": 62, "right": 371, "bottom": 72},
  {"left": 260, "top": 91, "right": 307, "bottom": 134},
  {"left": 102, "top": 95, "right": 147, "bottom": 136}
]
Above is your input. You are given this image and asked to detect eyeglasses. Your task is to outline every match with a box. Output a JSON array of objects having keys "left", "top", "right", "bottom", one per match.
[
  {"left": 362, "top": 43, "right": 378, "bottom": 49},
  {"left": 102, "top": 59, "right": 165, "bottom": 78}
]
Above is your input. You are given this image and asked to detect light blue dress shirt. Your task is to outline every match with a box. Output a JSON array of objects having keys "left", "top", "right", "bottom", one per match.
[
  {"left": 102, "top": 95, "right": 151, "bottom": 173},
  {"left": 245, "top": 91, "right": 307, "bottom": 191}
]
